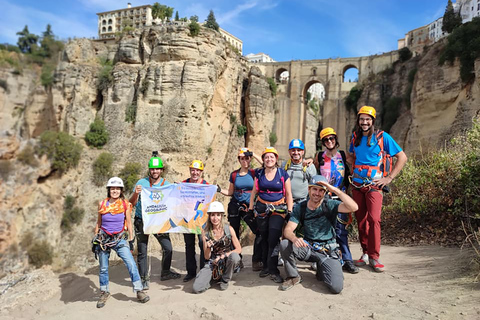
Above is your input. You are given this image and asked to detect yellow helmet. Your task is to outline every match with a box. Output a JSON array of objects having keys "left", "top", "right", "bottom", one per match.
[
  {"left": 319, "top": 127, "right": 337, "bottom": 140},
  {"left": 189, "top": 160, "right": 204, "bottom": 171},
  {"left": 262, "top": 146, "right": 279, "bottom": 158},
  {"left": 358, "top": 106, "right": 376, "bottom": 119},
  {"left": 238, "top": 147, "right": 252, "bottom": 157}
]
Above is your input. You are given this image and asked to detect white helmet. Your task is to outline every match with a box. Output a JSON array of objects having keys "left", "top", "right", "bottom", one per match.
[
  {"left": 207, "top": 201, "right": 225, "bottom": 213},
  {"left": 106, "top": 177, "right": 124, "bottom": 188}
]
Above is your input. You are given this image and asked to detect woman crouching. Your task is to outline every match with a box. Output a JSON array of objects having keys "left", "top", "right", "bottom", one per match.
[
  {"left": 93, "top": 177, "right": 149, "bottom": 308},
  {"left": 193, "top": 201, "right": 242, "bottom": 293}
]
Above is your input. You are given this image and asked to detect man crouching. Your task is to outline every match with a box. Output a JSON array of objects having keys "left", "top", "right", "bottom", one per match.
[{"left": 280, "top": 175, "right": 358, "bottom": 293}]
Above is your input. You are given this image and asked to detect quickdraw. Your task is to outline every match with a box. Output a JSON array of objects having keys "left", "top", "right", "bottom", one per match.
[
  {"left": 92, "top": 230, "right": 128, "bottom": 251},
  {"left": 211, "top": 258, "right": 226, "bottom": 281},
  {"left": 337, "top": 213, "right": 353, "bottom": 226}
]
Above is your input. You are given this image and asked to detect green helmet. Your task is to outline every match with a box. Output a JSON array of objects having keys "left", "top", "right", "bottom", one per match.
[{"left": 149, "top": 157, "right": 164, "bottom": 169}]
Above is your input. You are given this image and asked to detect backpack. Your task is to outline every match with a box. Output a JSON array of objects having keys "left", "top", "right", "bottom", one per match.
[
  {"left": 351, "top": 130, "right": 393, "bottom": 179},
  {"left": 284, "top": 159, "right": 312, "bottom": 183},
  {"left": 255, "top": 168, "right": 286, "bottom": 197},
  {"left": 231, "top": 168, "right": 255, "bottom": 187},
  {"left": 315, "top": 150, "right": 350, "bottom": 190},
  {"left": 294, "top": 200, "right": 332, "bottom": 238}
]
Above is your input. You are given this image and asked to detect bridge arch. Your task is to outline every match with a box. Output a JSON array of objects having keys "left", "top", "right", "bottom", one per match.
[
  {"left": 275, "top": 68, "right": 289, "bottom": 83},
  {"left": 343, "top": 64, "right": 359, "bottom": 83}
]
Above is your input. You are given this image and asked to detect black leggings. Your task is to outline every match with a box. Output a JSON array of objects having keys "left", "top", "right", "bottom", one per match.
[
  {"left": 255, "top": 201, "right": 285, "bottom": 275},
  {"left": 227, "top": 200, "right": 262, "bottom": 263}
]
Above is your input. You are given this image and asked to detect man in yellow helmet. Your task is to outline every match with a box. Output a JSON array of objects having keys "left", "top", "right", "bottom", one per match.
[
  {"left": 348, "top": 106, "right": 407, "bottom": 272},
  {"left": 182, "top": 160, "right": 209, "bottom": 282}
]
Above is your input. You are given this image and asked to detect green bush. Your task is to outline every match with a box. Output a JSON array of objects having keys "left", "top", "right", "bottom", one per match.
[
  {"left": 27, "top": 240, "right": 53, "bottom": 268},
  {"left": 92, "top": 152, "right": 114, "bottom": 186},
  {"left": 269, "top": 132, "right": 278, "bottom": 146},
  {"left": 267, "top": 77, "right": 277, "bottom": 97},
  {"left": 97, "top": 57, "right": 114, "bottom": 91},
  {"left": 0, "top": 79, "right": 7, "bottom": 91},
  {"left": 344, "top": 86, "right": 363, "bottom": 113},
  {"left": 40, "top": 64, "right": 54, "bottom": 88},
  {"left": 383, "top": 117, "right": 480, "bottom": 245},
  {"left": 85, "top": 118, "right": 109, "bottom": 148},
  {"left": 229, "top": 113, "right": 237, "bottom": 124},
  {"left": 237, "top": 124, "right": 247, "bottom": 136},
  {"left": 189, "top": 21, "right": 200, "bottom": 37},
  {"left": 17, "top": 145, "right": 39, "bottom": 167},
  {"left": 61, "top": 195, "right": 85, "bottom": 231},
  {"left": 119, "top": 162, "right": 142, "bottom": 194},
  {"left": 36, "top": 131, "right": 82, "bottom": 172},
  {"left": 125, "top": 104, "right": 137, "bottom": 123},
  {"left": 398, "top": 47, "right": 412, "bottom": 62},
  {"left": 439, "top": 17, "right": 480, "bottom": 82}
]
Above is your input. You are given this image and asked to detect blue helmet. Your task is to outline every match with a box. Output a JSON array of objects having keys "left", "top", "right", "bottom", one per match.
[{"left": 289, "top": 139, "right": 305, "bottom": 150}]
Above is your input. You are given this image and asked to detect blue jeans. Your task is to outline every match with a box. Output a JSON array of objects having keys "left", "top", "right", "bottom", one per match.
[
  {"left": 98, "top": 239, "right": 143, "bottom": 293},
  {"left": 335, "top": 213, "right": 353, "bottom": 261}
]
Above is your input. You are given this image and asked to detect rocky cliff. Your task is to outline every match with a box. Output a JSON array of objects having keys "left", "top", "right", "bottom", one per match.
[{"left": 0, "top": 25, "right": 275, "bottom": 275}]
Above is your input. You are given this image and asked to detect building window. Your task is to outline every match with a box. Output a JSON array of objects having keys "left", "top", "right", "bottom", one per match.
[
  {"left": 108, "top": 26, "right": 112, "bottom": 32},
  {"left": 108, "top": 19, "right": 112, "bottom": 24},
  {"left": 102, "top": 27, "right": 106, "bottom": 32},
  {"left": 102, "top": 20, "right": 106, "bottom": 25}
]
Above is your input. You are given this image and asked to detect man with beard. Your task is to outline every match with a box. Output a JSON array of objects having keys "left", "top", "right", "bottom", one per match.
[
  {"left": 348, "top": 106, "right": 407, "bottom": 272},
  {"left": 130, "top": 153, "right": 181, "bottom": 290},
  {"left": 279, "top": 175, "right": 358, "bottom": 293}
]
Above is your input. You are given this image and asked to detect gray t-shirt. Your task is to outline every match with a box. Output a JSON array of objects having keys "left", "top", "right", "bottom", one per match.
[{"left": 282, "top": 160, "right": 317, "bottom": 200}]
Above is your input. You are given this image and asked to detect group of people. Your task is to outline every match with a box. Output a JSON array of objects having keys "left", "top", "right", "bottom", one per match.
[{"left": 91, "top": 105, "right": 407, "bottom": 306}]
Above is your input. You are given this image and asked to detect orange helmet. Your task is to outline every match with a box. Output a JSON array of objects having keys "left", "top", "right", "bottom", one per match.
[
  {"left": 238, "top": 147, "right": 252, "bottom": 157},
  {"left": 319, "top": 127, "right": 337, "bottom": 140},
  {"left": 358, "top": 106, "right": 376, "bottom": 119},
  {"left": 189, "top": 160, "right": 204, "bottom": 171},
  {"left": 262, "top": 146, "right": 279, "bottom": 158}
]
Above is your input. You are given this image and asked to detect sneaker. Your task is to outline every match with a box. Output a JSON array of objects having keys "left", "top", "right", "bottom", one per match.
[
  {"left": 369, "top": 258, "right": 385, "bottom": 273},
  {"left": 280, "top": 276, "right": 302, "bottom": 291},
  {"left": 183, "top": 274, "right": 196, "bottom": 282},
  {"left": 343, "top": 260, "right": 360, "bottom": 274},
  {"left": 96, "top": 291, "right": 110, "bottom": 308},
  {"left": 310, "top": 262, "right": 317, "bottom": 271},
  {"left": 136, "top": 290, "right": 150, "bottom": 303},
  {"left": 259, "top": 269, "right": 270, "bottom": 278},
  {"left": 270, "top": 274, "right": 283, "bottom": 283},
  {"left": 277, "top": 257, "right": 284, "bottom": 267},
  {"left": 142, "top": 279, "right": 150, "bottom": 290},
  {"left": 354, "top": 253, "right": 369, "bottom": 267},
  {"left": 161, "top": 270, "right": 181, "bottom": 281},
  {"left": 252, "top": 261, "right": 263, "bottom": 272},
  {"left": 219, "top": 281, "right": 229, "bottom": 291}
]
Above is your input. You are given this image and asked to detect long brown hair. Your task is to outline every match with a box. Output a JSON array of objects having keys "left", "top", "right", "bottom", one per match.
[
  {"left": 205, "top": 212, "right": 226, "bottom": 239},
  {"left": 353, "top": 115, "right": 375, "bottom": 147}
]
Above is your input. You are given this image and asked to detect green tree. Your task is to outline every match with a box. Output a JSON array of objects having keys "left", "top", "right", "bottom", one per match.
[
  {"left": 175, "top": 11, "right": 179, "bottom": 21},
  {"left": 92, "top": 152, "right": 114, "bottom": 186},
  {"left": 16, "top": 25, "right": 38, "bottom": 53},
  {"left": 85, "top": 118, "right": 109, "bottom": 148},
  {"left": 152, "top": 2, "right": 174, "bottom": 21},
  {"left": 442, "top": 0, "right": 462, "bottom": 33},
  {"left": 189, "top": 21, "right": 200, "bottom": 37},
  {"left": 190, "top": 15, "right": 199, "bottom": 22},
  {"left": 37, "top": 131, "right": 82, "bottom": 173},
  {"left": 205, "top": 10, "right": 219, "bottom": 31},
  {"left": 119, "top": 162, "right": 142, "bottom": 194},
  {"left": 398, "top": 47, "right": 412, "bottom": 62}
]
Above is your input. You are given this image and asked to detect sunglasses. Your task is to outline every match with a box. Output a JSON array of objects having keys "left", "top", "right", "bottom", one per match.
[{"left": 322, "top": 137, "right": 336, "bottom": 143}]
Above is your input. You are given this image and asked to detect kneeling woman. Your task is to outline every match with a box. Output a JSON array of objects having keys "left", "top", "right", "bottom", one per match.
[
  {"left": 193, "top": 201, "right": 242, "bottom": 293},
  {"left": 93, "top": 177, "right": 149, "bottom": 308}
]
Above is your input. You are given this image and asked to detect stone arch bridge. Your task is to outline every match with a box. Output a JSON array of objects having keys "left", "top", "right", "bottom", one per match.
[{"left": 257, "top": 51, "right": 398, "bottom": 159}]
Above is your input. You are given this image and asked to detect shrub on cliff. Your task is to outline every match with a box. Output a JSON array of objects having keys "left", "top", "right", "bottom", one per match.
[
  {"left": 37, "top": 131, "right": 82, "bottom": 172},
  {"left": 189, "top": 21, "right": 200, "bottom": 37},
  {"left": 97, "top": 57, "right": 113, "bottom": 91},
  {"left": 267, "top": 77, "right": 277, "bottom": 96},
  {"left": 92, "top": 152, "right": 114, "bottom": 186},
  {"left": 27, "top": 240, "right": 54, "bottom": 268},
  {"left": 85, "top": 118, "right": 109, "bottom": 148},
  {"left": 119, "top": 162, "right": 142, "bottom": 194},
  {"left": 61, "top": 195, "right": 85, "bottom": 231},
  {"left": 398, "top": 47, "right": 412, "bottom": 62},
  {"left": 344, "top": 86, "right": 362, "bottom": 113}
]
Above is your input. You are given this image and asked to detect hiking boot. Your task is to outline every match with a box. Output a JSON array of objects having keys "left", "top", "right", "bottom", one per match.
[
  {"left": 280, "top": 276, "right": 302, "bottom": 291},
  {"left": 270, "top": 273, "right": 283, "bottom": 283},
  {"left": 96, "top": 291, "right": 110, "bottom": 308},
  {"left": 259, "top": 269, "right": 270, "bottom": 278},
  {"left": 343, "top": 260, "right": 360, "bottom": 274},
  {"left": 354, "top": 253, "right": 369, "bottom": 267},
  {"left": 219, "top": 281, "right": 229, "bottom": 291},
  {"left": 161, "top": 270, "right": 181, "bottom": 281},
  {"left": 183, "top": 274, "right": 196, "bottom": 282},
  {"left": 136, "top": 290, "right": 150, "bottom": 303},
  {"left": 252, "top": 261, "right": 263, "bottom": 272},
  {"left": 142, "top": 279, "right": 150, "bottom": 290},
  {"left": 369, "top": 258, "right": 385, "bottom": 273}
]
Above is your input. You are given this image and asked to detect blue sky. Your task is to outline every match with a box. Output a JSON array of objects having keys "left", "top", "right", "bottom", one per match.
[{"left": 0, "top": 0, "right": 448, "bottom": 61}]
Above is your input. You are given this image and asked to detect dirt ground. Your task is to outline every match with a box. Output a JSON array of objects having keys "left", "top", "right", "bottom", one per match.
[{"left": 1, "top": 242, "right": 479, "bottom": 320}]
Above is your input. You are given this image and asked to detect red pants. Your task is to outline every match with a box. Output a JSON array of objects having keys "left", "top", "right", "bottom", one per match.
[{"left": 352, "top": 187, "right": 383, "bottom": 260}]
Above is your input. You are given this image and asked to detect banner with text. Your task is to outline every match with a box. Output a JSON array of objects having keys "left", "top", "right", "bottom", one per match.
[{"left": 140, "top": 183, "right": 217, "bottom": 234}]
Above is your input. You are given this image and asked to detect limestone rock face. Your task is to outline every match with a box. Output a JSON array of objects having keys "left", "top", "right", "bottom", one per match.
[{"left": 0, "top": 25, "right": 275, "bottom": 275}]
